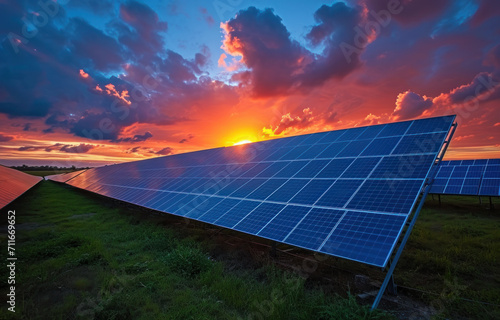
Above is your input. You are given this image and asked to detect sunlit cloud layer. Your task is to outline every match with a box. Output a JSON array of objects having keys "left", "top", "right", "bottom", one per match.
[{"left": 0, "top": 0, "right": 499, "bottom": 166}]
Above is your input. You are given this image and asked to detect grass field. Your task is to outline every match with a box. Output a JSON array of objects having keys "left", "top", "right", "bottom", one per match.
[{"left": 1, "top": 179, "right": 499, "bottom": 319}]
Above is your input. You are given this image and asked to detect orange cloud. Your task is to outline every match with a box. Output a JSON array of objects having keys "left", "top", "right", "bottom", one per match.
[
  {"left": 104, "top": 83, "right": 131, "bottom": 105},
  {"left": 263, "top": 108, "right": 316, "bottom": 137},
  {"left": 455, "top": 135, "right": 475, "bottom": 142},
  {"left": 221, "top": 22, "right": 244, "bottom": 60},
  {"left": 79, "top": 69, "right": 89, "bottom": 79},
  {"left": 218, "top": 53, "right": 227, "bottom": 67}
]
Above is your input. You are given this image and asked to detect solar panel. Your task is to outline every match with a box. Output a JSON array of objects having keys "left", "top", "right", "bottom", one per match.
[
  {"left": 56, "top": 115, "right": 455, "bottom": 267},
  {"left": 46, "top": 169, "right": 87, "bottom": 183},
  {"left": 430, "top": 159, "right": 500, "bottom": 196},
  {"left": 0, "top": 166, "right": 42, "bottom": 209}
]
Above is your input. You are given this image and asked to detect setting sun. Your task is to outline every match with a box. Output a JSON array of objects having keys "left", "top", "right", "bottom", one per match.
[{"left": 233, "top": 140, "right": 253, "bottom": 146}]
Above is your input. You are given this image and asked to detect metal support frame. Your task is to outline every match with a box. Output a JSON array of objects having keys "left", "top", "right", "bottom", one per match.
[
  {"left": 371, "top": 121, "right": 457, "bottom": 310},
  {"left": 386, "top": 274, "right": 397, "bottom": 295},
  {"left": 438, "top": 194, "right": 441, "bottom": 206},
  {"left": 490, "top": 197, "right": 495, "bottom": 210}
]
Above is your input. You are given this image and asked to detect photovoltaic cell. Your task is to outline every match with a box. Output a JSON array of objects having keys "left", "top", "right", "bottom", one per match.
[
  {"left": 294, "top": 160, "right": 330, "bottom": 178},
  {"left": 258, "top": 205, "right": 311, "bottom": 241},
  {"left": 430, "top": 159, "right": 500, "bottom": 196},
  {"left": 214, "top": 200, "right": 259, "bottom": 228},
  {"left": 347, "top": 179, "right": 423, "bottom": 214},
  {"left": 289, "top": 179, "right": 335, "bottom": 205},
  {"left": 316, "top": 179, "right": 363, "bottom": 208},
  {"left": 317, "top": 141, "right": 348, "bottom": 158},
  {"left": 0, "top": 166, "right": 42, "bottom": 209},
  {"left": 392, "top": 132, "right": 447, "bottom": 155},
  {"left": 320, "top": 211, "right": 407, "bottom": 266},
  {"left": 341, "top": 157, "right": 381, "bottom": 178},
  {"left": 267, "top": 179, "right": 309, "bottom": 202},
  {"left": 285, "top": 208, "right": 345, "bottom": 250},
  {"left": 317, "top": 158, "right": 353, "bottom": 178},
  {"left": 247, "top": 179, "right": 287, "bottom": 200},
  {"left": 361, "top": 137, "right": 401, "bottom": 156},
  {"left": 234, "top": 202, "right": 286, "bottom": 234},
  {"left": 370, "top": 155, "right": 436, "bottom": 179},
  {"left": 337, "top": 140, "right": 371, "bottom": 157},
  {"left": 55, "top": 115, "right": 455, "bottom": 267}
]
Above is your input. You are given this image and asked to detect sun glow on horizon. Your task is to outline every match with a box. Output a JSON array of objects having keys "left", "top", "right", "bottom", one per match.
[{"left": 233, "top": 139, "right": 253, "bottom": 146}]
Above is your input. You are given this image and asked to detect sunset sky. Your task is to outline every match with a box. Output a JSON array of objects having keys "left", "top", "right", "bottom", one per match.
[{"left": 0, "top": 0, "right": 499, "bottom": 167}]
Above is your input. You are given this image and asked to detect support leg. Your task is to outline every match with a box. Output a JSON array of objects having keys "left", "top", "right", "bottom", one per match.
[
  {"left": 270, "top": 241, "right": 277, "bottom": 258},
  {"left": 387, "top": 274, "right": 397, "bottom": 295},
  {"left": 490, "top": 197, "right": 494, "bottom": 210},
  {"left": 438, "top": 194, "right": 441, "bottom": 206}
]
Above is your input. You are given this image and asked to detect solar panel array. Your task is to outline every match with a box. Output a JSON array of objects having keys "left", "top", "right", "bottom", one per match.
[
  {"left": 49, "top": 116, "right": 455, "bottom": 267},
  {"left": 0, "top": 166, "right": 42, "bottom": 209},
  {"left": 46, "top": 170, "right": 87, "bottom": 183},
  {"left": 431, "top": 159, "right": 500, "bottom": 196}
]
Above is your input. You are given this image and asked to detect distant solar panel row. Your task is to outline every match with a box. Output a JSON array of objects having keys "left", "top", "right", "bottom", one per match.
[
  {"left": 430, "top": 159, "right": 500, "bottom": 196},
  {"left": 0, "top": 166, "right": 42, "bottom": 209},
  {"left": 49, "top": 116, "right": 455, "bottom": 267},
  {"left": 46, "top": 170, "right": 87, "bottom": 183}
]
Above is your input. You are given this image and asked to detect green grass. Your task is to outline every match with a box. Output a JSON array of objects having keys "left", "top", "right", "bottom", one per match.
[
  {"left": 395, "top": 195, "right": 500, "bottom": 319},
  {"left": 0, "top": 182, "right": 396, "bottom": 320}
]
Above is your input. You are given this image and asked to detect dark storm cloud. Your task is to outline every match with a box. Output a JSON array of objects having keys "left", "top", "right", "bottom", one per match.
[
  {"left": 120, "top": 0, "right": 167, "bottom": 35},
  {"left": 18, "top": 143, "right": 96, "bottom": 153},
  {"left": 364, "top": 0, "right": 451, "bottom": 26},
  {"left": 114, "top": 0, "right": 168, "bottom": 61},
  {"left": 392, "top": 91, "right": 434, "bottom": 120},
  {"left": 302, "top": 2, "right": 365, "bottom": 86},
  {"left": 222, "top": 3, "right": 367, "bottom": 97},
  {"left": 156, "top": 147, "right": 174, "bottom": 155},
  {"left": 0, "top": 134, "right": 14, "bottom": 142},
  {"left": 23, "top": 123, "right": 36, "bottom": 132},
  {"left": 59, "top": 143, "right": 95, "bottom": 153},
  {"left": 160, "top": 50, "right": 201, "bottom": 82},
  {"left": 0, "top": 100, "right": 52, "bottom": 118},
  {"left": 69, "top": 18, "right": 125, "bottom": 72},
  {"left": 113, "top": 131, "right": 153, "bottom": 143},
  {"left": 179, "top": 134, "right": 194, "bottom": 143},
  {"left": 0, "top": 0, "right": 229, "bottom": 142},
  {"left": 469, "top": 0, "right": 500, "bottom": 26},
  {"left": 222, "top": 7, "right": 312, "bottom": 97},
  {"left": 127, "top": 146, "right": 142, "bottom": 154},
  {"left": 67, "top": 0, "right": 115, "bottom": 16}
]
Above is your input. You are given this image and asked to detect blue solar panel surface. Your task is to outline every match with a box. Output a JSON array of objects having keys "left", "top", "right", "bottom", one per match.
[
  {"left": 430, "top": 159, "right": 500, "bottom": 196},
  {"left": 50, "top": 116, "right": 455, "bottom": 267}
]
